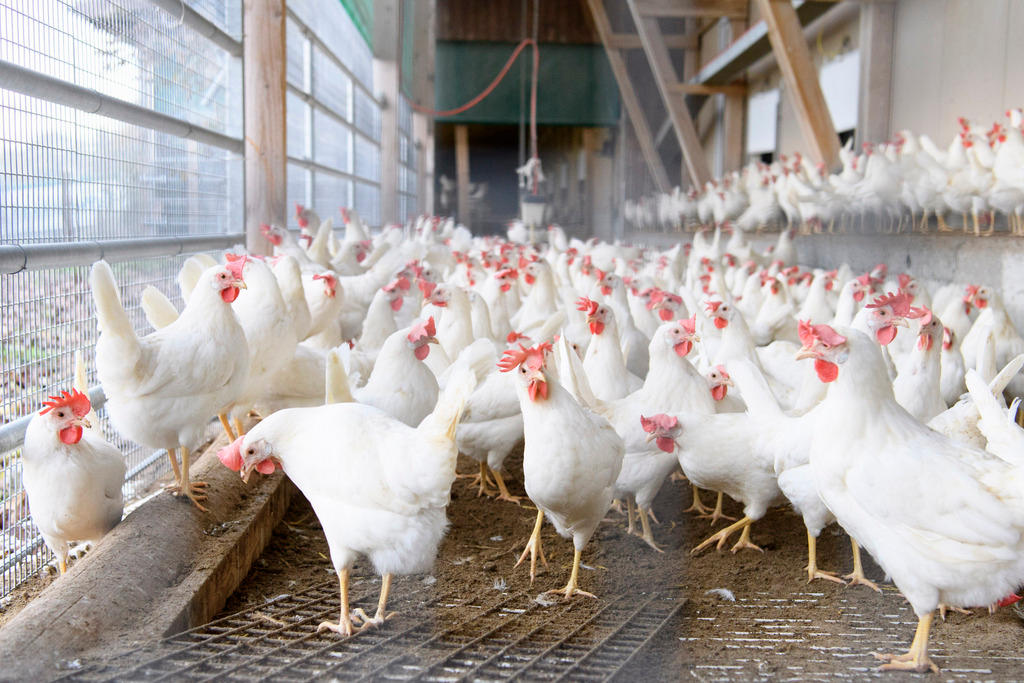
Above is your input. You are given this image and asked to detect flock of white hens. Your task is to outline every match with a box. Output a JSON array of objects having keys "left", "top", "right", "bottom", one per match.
[
  {"left": 627, "top": 109, "right": 1024, "bottom": 238},
  {"left": 19, "top": 116, "right": 1024, "bottom": 675}
]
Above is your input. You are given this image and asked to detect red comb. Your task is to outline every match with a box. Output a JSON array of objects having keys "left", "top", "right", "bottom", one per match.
[
  {"left": 798, "top": 320, "right": 847, "bottom": 349},
  {"left": 705, "top": 300, "right": 723, "bottom": 313},
  {"left": 418, "top": 278, "right": 437, "bottom": 299},
  {"left": 898, "top": 273, "right": 912, "bottom": 290},
  {"left": 640, "top": 413, "right": 678, "bottom": 434},
  {"left": 867, "top": 290, "right": 915, "bottom": 317},
  {"left": 224, "top": 253, "right": 248, "bottom": 280},
  {"left": 680, "top": 315, "right": 697, "bottom": 334},
  {"left": 497, "top": 343, "right": 551, "bottom": 373},
  {"left": 912, "top": 306, "right": 933, "bottom": 325},
  {"left": 39, "top": 388, "right": 91, "bottom": 417},
  {"left": 407, "top": 316, "right": 436, "bottom": 344},
  {"left": 507, "top": 331, "right": 531, "bottom": 344},
  {"left": 576, "top": 297, "right": 599, "bottom": 316}
]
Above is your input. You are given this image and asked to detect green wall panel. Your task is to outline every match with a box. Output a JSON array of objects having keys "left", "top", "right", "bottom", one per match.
[{"left": 435, "top": 41, "right": 620, "bottom": 126}]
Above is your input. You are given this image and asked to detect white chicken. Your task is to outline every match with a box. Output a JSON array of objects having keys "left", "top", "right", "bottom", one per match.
[
  {"left": 218, "top": 369, "right": 477, "bottom": 636},
  {"left": 90, "top": 259, "right": 249, "bottom": 510}
]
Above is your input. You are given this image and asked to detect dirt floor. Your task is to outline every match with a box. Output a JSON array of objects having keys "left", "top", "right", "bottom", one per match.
[
  {"left": 30, "top": 446, "right": 1024, "bottom": 680},
  {"left": 207, "top": 450, "right": 1024, "bottom": 680}
]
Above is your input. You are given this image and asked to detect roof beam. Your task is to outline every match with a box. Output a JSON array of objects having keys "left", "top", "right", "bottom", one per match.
[
  {"left": 668, "top": 82, "right": 746, "bottom": 96},
  {"left": 586, "top": 0, "right": 670, "bottom": 192},
  {"left": 754, "top": 0, "right": 840, "bottom": 169},
  {"left": 627, "top": 0, "right": 711, "bottom": 187},
  {"left": 633, "top": 0, "right": 748, "bottom": 19},
  {"left": 607, "top": 32, "right": 697, "bottom": 50}
]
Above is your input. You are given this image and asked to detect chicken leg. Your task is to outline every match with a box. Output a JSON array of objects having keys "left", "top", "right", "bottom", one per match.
[
  {"left": 545, "top": 548, "right": 596, "bottom": 601},
  {"left": 352, "top": 573, "right": 397, "bottom": 629},
  {"left": 638, "top": 506, "right": 664, "bottom": 553},
  {"left": 474, "top": 462, "right": 497, "bottom": 497},
  {"left": 218, "top": 413, "right": 236, "bottom": 442},
  {"left": 684, "top": 484, "right": 713, "bottom": 515},
  {"left": 698, "top": 491, "right": 736, "bottom": 526},
  {"left": 318, "top": 568, "right": 356, "bottom": 637},
  {"left": 488, "top": 468, "right": 521, "bottom": 504},
  {"left": 844, "top": 538, "right": 881, "bottom": 592},
  {"left": 515, "top": 508, "right": 547, "bottom": 583},
  {"left": 805, "top": 530, "right": 844, "bottom": 585},
  {"left": 872, "top": 612, "right": 939, "bottom": 673},
  {"left": 164, "top": 446, "right": 209, "bottom": 512}
]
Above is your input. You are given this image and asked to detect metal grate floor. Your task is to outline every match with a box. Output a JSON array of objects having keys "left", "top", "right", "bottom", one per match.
[{"left": 61, "top": 576, "right": 685, "bottom": 682}]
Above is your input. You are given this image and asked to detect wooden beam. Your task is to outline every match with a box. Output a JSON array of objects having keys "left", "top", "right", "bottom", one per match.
[
  {"left": 627, "top": 0, "right": 712, "bottom": 187},
  {"left": 754, "top": 0, "right": 841, "bottom": 170},
  {"left": 607, "top": 32, "right": 697, "bottom": 49},
  {"left": 723, "top": 17, "right": 747, "bottom": 172},
  {"left": 455, "top": 124, "right": 470, "bottom": 226},
  {"left": 411, "top": 0, "right": 436, "bottom": 215},
  {"left": 668, "top": 82, "right": 747, "bottom": 96},
  {"left": 857, "top": 0, "right": 896, "bottom": 146},
  {"left": 243, "top": 0, "right": 286, "bottom": 256},
  {"left": 634, "top": 0, "right": 747, "bottom": 19},
  {"left": 586, "top": 0, "right": 670, "bottom": 193}
]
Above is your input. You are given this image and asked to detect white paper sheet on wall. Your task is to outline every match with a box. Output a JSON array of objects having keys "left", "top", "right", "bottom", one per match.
[
  {"left": 746, "top": 89, "right": 780, "bottom": 155},
  {"left": 820, "top": 50, "right": 860, "bottom": 133}
]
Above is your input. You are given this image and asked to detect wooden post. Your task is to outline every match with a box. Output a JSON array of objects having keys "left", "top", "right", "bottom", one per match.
[
  {"left": 455, "top": 124, "right": 470, "bottom": 226},
  {"left": 723, "top": 18, "right": 747, "bottom": 172},
  {"left": 627, "top": 0, "right": 712, "bottom": 187},
  {"left": 374, "top": 0, "right": 400, "bottom": 226},
  {"left": 857, "top": 0, "right": 895, "bottom": 147},
  {"left": 586, "top": 0, "right": 670, "bottom": 193},
  {"left": 411, "top": 0, "right": 437, "bottom": 215},
  {"left": 243, "top": 0, "right": 286, "bottom": 256},
  {"left": 755, "top": 0, "right": 841, "bottom": 170}
]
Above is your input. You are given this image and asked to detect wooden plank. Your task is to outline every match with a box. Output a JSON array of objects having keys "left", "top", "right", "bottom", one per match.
[
  {"left": 243, "top": 0, "right": 286, "bottom": 256},
  {"left": 412, "top": 0, "right": 436, "bottom": 215},
  {"left": 455, "top": 124, "right": 471, "bottom": 225},
  {"left": 856, "top": 0, "right": 895, "bottom": 146},
  {"left": 586, "top": 0, "right": 670, "bottom": 193},
  {"left": 634, "top": 0, "right": 748, "bottom": 19},
  {"left": 723, "top": 17, "right": 747, "bottom": 172},
  {"left": 627, "top": 0, "right": 712, "bottom": 187},
  {"left": 608, "top": 32, "right": 697, "bottom": 49},
  {"left": 668, "top": 81, "right": 746, "bottom": 96},
  {"left": 754, "top": 0, "right": 840, "bottom": 169}
]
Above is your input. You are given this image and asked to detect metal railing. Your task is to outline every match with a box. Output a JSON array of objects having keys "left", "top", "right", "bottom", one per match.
[{"left": 0, "top": 0, "right": 244, "bottom": 595}]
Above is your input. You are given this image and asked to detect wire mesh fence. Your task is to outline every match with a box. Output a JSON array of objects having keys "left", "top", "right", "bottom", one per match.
[{"left": 0, "top": 0, "right": 243, "bottom": 596}]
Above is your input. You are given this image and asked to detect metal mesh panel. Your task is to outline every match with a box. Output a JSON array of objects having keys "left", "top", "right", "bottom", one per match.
[
  {"left": 0, "top": 0, "right": 243, "bottom": 597},
  {"left": 0, "top": 0, "right": 242, "bottom": 137},
  {"left": 0, "top": 251, "right": 232, "bottom": 595}
]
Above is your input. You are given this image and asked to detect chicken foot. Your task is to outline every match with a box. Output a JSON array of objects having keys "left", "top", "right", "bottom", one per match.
[
  {"left": 515, "top": 508, "right": 548, "bottom": 583},
  {"left": 683, "top": 485, "right": 713, "bottom": 515},
  {"left": 488, "top": 468, "right": 522, "bottom": 504},
  {"left": 164, "top": 446, "right": 209, "bottom": 512},
  {"left": 872, "top": 612, "right": 939, "bottom": 673},
  {"left": 544, "top": 548, "right": 597, "bottom": 601},
  {"left": 351, "top": 573, "right": 397, "bottom": 629},
  {"left": 805, "top": 530, "right": 844, "bottom": 585},
  {"left": 691, "top": 516, "right": 761, "bottom": 555},
  {"left": 638, "top": 506, "right": 664, "bottom": 553},
  {"left": 697, "top": 491, "right": 736, "bottom": 526},
  {"left": 318, "top": 568, "right": 357, "bottom": 637},
  {"left": 474, "top": 462, "right": 497, "bottom": 497},
  {"left": 844, "top": 538, "right": 881, "bottom": 592}
]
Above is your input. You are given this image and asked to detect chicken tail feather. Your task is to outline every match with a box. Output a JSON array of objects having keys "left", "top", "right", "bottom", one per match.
[
  {"left": 325, "top": 348, "right": 354, "bottom": 404},
  {"left": 140, "top": 285, "right": 180, "bottom": 330},
  {"left": 90, "top": 260, "right": 140, "bottom": 364},
  {"left": 728, "top": 358, "right": 783, "bottom": 417},
  {"left": 72, "top": 349, "right": 99, "bottom": 430},
  {"left": 420, "top": 367, "right": 477, "bottom": 442}
]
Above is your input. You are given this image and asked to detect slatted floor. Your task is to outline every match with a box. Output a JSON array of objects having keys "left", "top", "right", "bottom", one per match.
[{"left": 60, "top": 577, "right": 685, "bottom": 681}]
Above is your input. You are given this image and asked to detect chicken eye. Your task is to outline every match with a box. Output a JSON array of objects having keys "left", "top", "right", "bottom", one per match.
[
  {"left": 520, "top": 367, "right": 527, "bottom": 374},
  {"left": 246, "top": 447, "right": 255, "bottom": 455},
  {"left": 56, "top": 411, "right": 64, "bottom": 418},
  {"left": 219, "top": 273, "right": 227, "bottom": 279}
]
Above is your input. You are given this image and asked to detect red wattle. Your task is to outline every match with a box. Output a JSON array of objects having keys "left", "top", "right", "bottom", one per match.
[
  {"left": 500, "top": 283, "right": 511, "bottom": 292},
  {"left": 390, "top": 297, "right": 403, "bottom": 311},
  {"left": 977, "top": 298, "right": 988, "bottom": 308},
  {"left": 59, "top": 425, "right": 83, "bottom": 445},
  {"left": 814, "top": 359, "right": 839, "bottom": 383},
  {"left": 589, "top": 321, "right": 605, "bottom": 335},
  {"left": 875, "top": 325, "right": 897, "bottom": 346},
  {"left": 528, "top": 379, "right": 548, "bottom": 401},
  {"left": 711, "top": 384, "right": 727, "bottom": 401},
  {"left": 524, "top": 274, "right": 535, "bottom": 285},
  {"left": 658, "top": 308, "right": 673, "bottom": 321},
  {"left": 601, "top": 285, "right": 612, "bottom": 296},
  {"left": 414, "top": 344, "right": 430, "bottom": 361},
  {"left": 713, "top": 317, "right": 728, "bottom": 329},
  {"left": 221, "top": 286, "right": 240, "bottom": 303},
  {"left": 256, "top": 459, "right": 277, "bottom": 475},
  {"left": 656, "top": 436, "right": 676, "bottom": 453},
  {"left": 674, "top": 340, "right": 692, "bottom": 357},
  {"left": 853, "top": 291, "right": 865, "bottom": 302},
  {"left": 356, "top": 252, "right": 366, "bottom": 262}
]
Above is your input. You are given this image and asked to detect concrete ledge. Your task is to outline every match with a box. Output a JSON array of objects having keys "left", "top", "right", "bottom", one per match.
[{"left": 0, "top": 435, "right": 294, "bottom": 681}]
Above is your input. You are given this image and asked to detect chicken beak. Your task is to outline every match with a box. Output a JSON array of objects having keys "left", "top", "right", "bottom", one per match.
[
  {"left": 646, "top": 432, "right": 659, "bottom": 443},
  {"left": 795, "top": 348, "right": 818, "bottom": 360},
  {"left": 893, "top": 317, "right": 909, "bottom": 327},
  {"left": 234, "top": 279, "right": 248, "bottom": 290},
  {"left": 72, "top": 417, "right": 91, "bottom": 429},
  {"left": 427, "top": 336, "right": 440, "bottom": 345},
  {"left": 724, "top": 377, "right": 735, "bottom": 387},
  {"left": 240, "top": 462, "right": 253, "bottom": 484}
]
